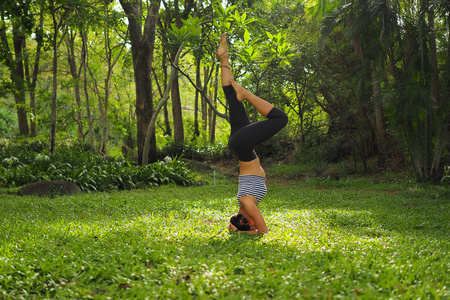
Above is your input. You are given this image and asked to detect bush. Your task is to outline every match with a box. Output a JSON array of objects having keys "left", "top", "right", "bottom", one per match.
[
  {"left": 255, "top": 138, "right": 289, "bottom": 161},
  {"left": 0, "top": 138, "right": 196, "bottom": 191}
]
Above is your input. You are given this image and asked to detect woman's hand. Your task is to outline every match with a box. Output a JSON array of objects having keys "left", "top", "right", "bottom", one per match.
[{"left": 227, "top": 222, "right": 238, "bottom": 231}]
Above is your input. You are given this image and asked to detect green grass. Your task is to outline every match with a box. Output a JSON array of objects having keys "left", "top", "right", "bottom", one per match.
[{"left": 0, "top": 178, "right": 449, "bottom": 299}]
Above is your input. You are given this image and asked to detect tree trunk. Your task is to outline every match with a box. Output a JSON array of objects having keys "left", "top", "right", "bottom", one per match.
[
  {"left": 66, "top": 32, "right": 84, "bottom": 139},
  {"left": 99, "top": 2, "right": 126, "bottom": 156},
  {"left": 143, "top": 46, "right": 183, "bottom": 165},
  {"left": 194, "top": 56, "right": 201, "bottom": 138},
  {"left": 81, "top": 30, "right": 95, "bottom": 144},
  {"left": 120, "top": 0, "right": 160, "bottom": 164},
  {"left": 27, "top": 1, "right": 45, "bottom": 137},
  {"left": 12, "top": 24, "right": 29, "bottom": 136},
  {"left": 49, "top": 3, "right": 59, "bottom": 155},
  {"left": 294, "top": 81, "right": 306, "bottom": 144},
  {"left": 24, "top": 11, "right": 43, "bottom": 138},
  {"left": 24, "top": 38, "right": 36, "bottom": 137},
  {"left": 172, "top": 72, "right": 184, "bottom": 143},
  {"left": 202, "top": 66, "right": 208, "bottom": 134},
  {"left": 428, "top": 7, "right": 447, "bottom": 179},
  {"left": 209, "top": 65, "right": 219, "bottom": 144},
  {"left": 162, "top": 49, "right": 172, "bottom": 137},
  {"left": 0, "top": 11, "right": 28, "bottom": 136},
  {"left": 48, "top": 1, "right": 70, "bottom": 154}
]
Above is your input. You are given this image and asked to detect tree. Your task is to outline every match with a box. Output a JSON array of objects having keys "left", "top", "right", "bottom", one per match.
[
  {"left": 80, "top": 30, "right": 95, "bottom": 144},
  {"left": 0, "top": 0, "right": 34, "bottom": 136},
  {"left": 48, "top": 0, "right": 72, "bottom": 154},
  {"left": 87, "top": 3, "right": 127, "bottom": 155},
  {"left": 24, "top": 0, "right": 45, "bottom": 137},
  {"left": 119, "top": 0, "right": 160, "bottom": 164},
  {"left": 320, "top": 0, "right": 399, "bottom": 168},
  {"left": 65, "top": 30, "right": 84, "bottom": 139},
  {"left": 160, "top": 0, "right": 196, "bottom": 144},
  {"left": 319, "top": 0, "right": 449, "bottom": 180},
  {"left": 142, "top": 44, "right": 183, "bottom": 165},
  {"left": 429, "top": 0, "right": 450, "bottom": 178}
]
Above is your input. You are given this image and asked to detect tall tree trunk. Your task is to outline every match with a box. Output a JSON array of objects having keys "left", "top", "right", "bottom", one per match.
[
  {"left": 49, "top": 25, "right": 58, "bottom": 154},
  {"left": 162, "top": 48, "right": 172, "bottom": 137},
  {"left": 25, "top": 2, "right": 44, "bottom": 137},
  {"left": 49, "top": 1, "right": 63, "bottom": 155},
  {"left": 0, "top": 9, "right": 29, "bottom": 136},
  {"left": 170, "top": 0, "right": 184, "bottom": 144},
  {"left": 98, "top": 2, "right": 127, "bottom": 156},
  {"left": 202, "top": 66, "right": 208, "bottom": 134},
  {"left": 120, "top": 0, "right": 160, "bottom": 164},
  {"left": 294, "top": 82, "right": 306, "bottom": 144},
  {"left": 152, "top": 58, "right": 171, "bottom": 137},
  {"left": 429, "top": 7, "right": 447, "bottom": 178},
  {"left": 12, "top": 25, "right": 29, "bottom": 136},
  {"left": 49, "top": 1, "right": 70, "bottom": 154},
  {"left": 66, "top": 32, "right": 84, "bottom": 139},
  {"left": 81, "top": 30, "right": 95, "bottom": 143},
  {"left": 194, "top": 56, "right": 201, "bottom": 138},
  {"left": 143, "top": 46, "right": 183, "bottom": 164},
  {"left": 172, "top": 72, "right": 184, "bottom": 143},
  {"left": 27, "top": 1, "right": 45, "bottom": 137},
  {"left": 208, "top": 65, "right": 219, "bottom": 144}
]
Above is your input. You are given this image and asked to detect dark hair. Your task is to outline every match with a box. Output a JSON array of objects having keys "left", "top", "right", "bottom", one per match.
[{"left": 229, "top": 214, "right": 251, "bottom": 231}]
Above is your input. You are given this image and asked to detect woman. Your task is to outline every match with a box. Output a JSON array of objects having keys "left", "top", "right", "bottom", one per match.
[{"left": 216, "top": 33, "right": 288, "bottom": 234}]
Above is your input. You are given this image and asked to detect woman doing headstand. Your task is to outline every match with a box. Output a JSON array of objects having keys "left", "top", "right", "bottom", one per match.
[{"left": 216, "top": 33, "right": 288, "bottom": 234}]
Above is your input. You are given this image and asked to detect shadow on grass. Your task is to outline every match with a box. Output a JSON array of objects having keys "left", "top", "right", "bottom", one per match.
[{"left": 266, "top": 184, "right": 450, "bottom": 240}]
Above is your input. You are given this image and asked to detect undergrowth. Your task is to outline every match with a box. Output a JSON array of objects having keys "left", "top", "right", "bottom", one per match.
[{"left": 0, "top": 138, "right": 195, "bottom": 191}]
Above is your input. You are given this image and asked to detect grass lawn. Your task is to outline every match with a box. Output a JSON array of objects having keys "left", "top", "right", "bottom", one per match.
[{"left": 0, "top": 176, "right": 449, "bottom": 299}]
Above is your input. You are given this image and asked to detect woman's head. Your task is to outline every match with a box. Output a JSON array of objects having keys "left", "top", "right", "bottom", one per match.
[{"left": 229, "top": 214, "right": 251, "bottom": 231}]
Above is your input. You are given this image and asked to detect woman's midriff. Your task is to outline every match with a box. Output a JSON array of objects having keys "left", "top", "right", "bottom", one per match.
[{"left": 239, "top": 158, "right": 265, "bottom": 178}]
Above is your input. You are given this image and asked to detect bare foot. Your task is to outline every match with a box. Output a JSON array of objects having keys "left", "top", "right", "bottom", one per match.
[
  {"left": 216, "top": 33, "right": 229, "bottom": 60},
  {"left": 231, "top": 80, "right": 247, "bottom": 102}
]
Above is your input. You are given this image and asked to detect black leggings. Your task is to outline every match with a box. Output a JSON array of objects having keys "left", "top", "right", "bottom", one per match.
[{"left": 223, "top": 85, "right": 288, "bottom": 162}]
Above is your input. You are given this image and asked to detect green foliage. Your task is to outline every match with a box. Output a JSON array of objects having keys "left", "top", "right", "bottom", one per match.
[
  {"left": 442, "top": 166, "right": 450, "bottom": 185},
  {"left": 254, "top": 137, "right": 291, "bottom": 162},
  {"left": 212, "top": 5, "right": 257, "bottom": 35},
  {"left": 0, "top": 107, "right": 15, "bottom": 137},
  {"left": 167, "top": 15, "right": 204, "bottom": 46},
  {"left": 0, "top": 179, "right": 449, "bottom": 298},
  {"left": 0, "top": 138, "right": 196, "bottom": 190}
]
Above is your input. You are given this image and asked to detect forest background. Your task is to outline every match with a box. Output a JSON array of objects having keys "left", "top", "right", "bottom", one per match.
[{"left": 1, "top": 0, "right": 449, "bottom": 183}]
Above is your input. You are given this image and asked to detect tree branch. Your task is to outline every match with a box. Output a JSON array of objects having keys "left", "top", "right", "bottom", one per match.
[{"left": 169, "top": 59, "right": 229, "bottom": 122}]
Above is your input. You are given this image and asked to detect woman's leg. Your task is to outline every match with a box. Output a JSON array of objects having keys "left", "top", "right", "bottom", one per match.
[
  {"left": 217, "top": 34, "right": 274, "bottom": 120},
  {"left": 228, "top": 105, "right": 288, "bottom": 162},
  {"left": 231, "top": 80, "right": 274, "bottom": 117},
  {"left": 217, "top": 33, "right": 251, "bottom": 136},
  {"left": 216, "top": 33, "right": 233, "bottom": 87}
]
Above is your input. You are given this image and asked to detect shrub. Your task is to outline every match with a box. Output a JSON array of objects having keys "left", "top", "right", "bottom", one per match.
[
  {"left": 255, "top": 138, "right": 288, "bottom": 161},
  {"left": 0, "top": 139, "right": 196, "bottom": 191}
]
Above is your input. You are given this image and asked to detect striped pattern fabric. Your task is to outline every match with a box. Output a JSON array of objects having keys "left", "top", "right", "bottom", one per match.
[{"left": 236, "top": 175, "right": 267, "bottom": 208}]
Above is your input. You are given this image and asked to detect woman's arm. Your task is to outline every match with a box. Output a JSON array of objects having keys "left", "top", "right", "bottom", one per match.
[{"left": 238, "top": 195, "right": 269, "bottom": 234}]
